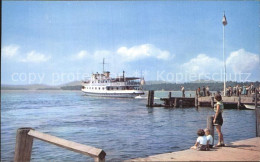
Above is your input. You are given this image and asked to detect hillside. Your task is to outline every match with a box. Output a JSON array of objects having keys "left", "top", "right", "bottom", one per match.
[{"left": 1, "top": 81, "right": 259, "bottom": 91}]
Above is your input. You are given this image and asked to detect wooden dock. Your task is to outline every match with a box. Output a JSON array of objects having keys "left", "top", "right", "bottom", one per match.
[
  {"left": 127, "top": 137, "right": 260, "bottom": 161},
  {"left": 146, "top": 90, "right": 259, "bottom": 109}
]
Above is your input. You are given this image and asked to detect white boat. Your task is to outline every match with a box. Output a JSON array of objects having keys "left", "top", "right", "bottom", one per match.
[
  {"left": 135, "top": 95, "right": 148, "bottom": 99},
  {"left": 244, "top": 104, "right": 258, "bottom": 110},
  {"left": 82, "top": 60, "right": 145, "bottom": 98}
]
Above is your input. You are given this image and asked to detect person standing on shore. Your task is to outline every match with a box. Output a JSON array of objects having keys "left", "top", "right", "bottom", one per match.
[
  {"left": 202, "top": 86, "right": 206, "bottom": 97},
  {"left": 181, "top": 86, "right": 185, "bottom": 98},
  {"left": 206, "top": 86, "right": 210, "bottom": 96},
  {"left": 198, "top": 87, "right": 201, "bottom": 97},
  {"left": 236, "top": 85, "right": 239, "bottom": 96},
  {"left": 233, "top": 86, "right": 237, "bottom": 96},
  {"left": 213, "top": 93, "right": 225, "bottom": 147}
]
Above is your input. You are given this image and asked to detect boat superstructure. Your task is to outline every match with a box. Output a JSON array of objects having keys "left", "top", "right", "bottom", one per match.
[{"left": 81, "top": 60, "right": 145, "bottom": 98}]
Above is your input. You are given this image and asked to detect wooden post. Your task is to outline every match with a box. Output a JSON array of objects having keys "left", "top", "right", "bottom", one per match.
[
  {"left": 14, "top": 128, "right": 34, "bottom": 162},
  {"left": 168, "top": 92, "right": 171, "bottom": 98},
  {"left": 147, "top": 90, "right": 154, "bottom": 107},
  {"left": 151, "top": 90, "right": 154, "bottom": 106},
  {"left": 95, "top": 157, "right": 105, "bottom": 162},
  {"left": 147, "top": 90, "right": 150, "bottom": 106},
  {"left": 174, "top": 98, "right": 178, "bottom": 108},
  {"left": 207, "top": 116, "right": 214, "bottom": 145},
  {"left": 256, "top": 107, "right": 260, "bottom": 137},
  {"left": 195, "top": 94, "right": 198, "bottom": 107},
  {"left": 255, "top": 89, "right": 260, "bottom": 137},
  {"left": 237, "top": 96, "right": 241, "bottom": 109},
  {"left": 210, "top": 96, "right": 214, "bottom": 108},
  {"left": 179, "top": 99, "right": 183, "bottom": 108}
]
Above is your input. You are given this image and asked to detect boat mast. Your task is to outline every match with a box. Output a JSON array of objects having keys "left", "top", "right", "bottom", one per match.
[{"left": 103, "top": 58, "right": 105, "bottom": 73}]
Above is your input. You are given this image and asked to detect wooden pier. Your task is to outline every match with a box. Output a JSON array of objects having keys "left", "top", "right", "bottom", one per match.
[
  {"left": 127, "top": 137, "right": 260, "bottom": 161},
  {"left": 128, "top": 110, "right": 260, "bottom": 161},
  {"left": 147, "top": 90, "right": 260, "bottom": 109}
]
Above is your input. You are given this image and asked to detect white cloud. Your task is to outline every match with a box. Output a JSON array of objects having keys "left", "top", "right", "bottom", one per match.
[
  {"left": 2, "top": 45, "right": 19, "bottom": 58},
  {"left": 73, "top": 50, "right": 111, "bottom": 61},
  {"left": 226, "top": 49, "right": 259, "bottom": 73},
  {"left": 75, "top": 50, "right": 90, "bottom": 59},
  {"left": 20, "top": 51, "right": 51, "bottom": 63},
  {"left": 117, "top": 44, "right": 171, "bottom": 61},
  {"left": 181, "top": 54, "right": 222, "bottom": 74}
]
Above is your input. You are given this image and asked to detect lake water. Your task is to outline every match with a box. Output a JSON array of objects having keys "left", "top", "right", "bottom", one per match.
[{"left": 1, "top": 90, "right": 256, "bottom": 161}]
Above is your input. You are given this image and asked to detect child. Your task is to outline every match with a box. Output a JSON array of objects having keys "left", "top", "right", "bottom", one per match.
[
  {"left": 204, "top": 128, "right": 213, "bottom": 148},
  {"left": 191, "top": 129, "right": 209, "bottom": 151},
  {"left": 213, "top": 93, "right": 225, "bottom": 147}
]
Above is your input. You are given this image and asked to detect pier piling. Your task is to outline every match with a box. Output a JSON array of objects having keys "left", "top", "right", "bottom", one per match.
[
  {"left": 210, "top": 97, "right": 214, "bottom": 108},
  {"left": 195, "top": 94, "right": 198, "bottom": 107},
  {"left": 147, "top": 90, "right": 154, "bottom": 107},
  {"left": 256, "top": 89, "right": 260, "bottom": 137},
  {"left": 237, "top": 96, "right": 241, "bottom": 109},
  {"left": 256, "top": 108, "right": 260, "bottom": 137},
  {"left": 14, "top": 128, "right": 34, "bottom": 162},
  {"left": 174, "top": 98, "right": 178, "bottom": 108},
  {"left": 207, "top": 116, "right": 214, "bottom": 145}
]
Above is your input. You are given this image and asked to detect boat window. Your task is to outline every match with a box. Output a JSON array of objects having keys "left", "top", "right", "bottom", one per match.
[
  {"left": 111, "top": 87, "right": 113, "bottom": 90},
  {"left": 107, "top": 87, "right": 110, "bottom": 90},
  {"left": 102, "top": 87, "right": 105, "bottom": 90},
  {"left": 95, "top": 87, "right": 97, "bottom": 90},
  {"left": 116, "top": 87, "right": 119, "bottom": 90},
  {"left": 99, "top": 87, "right": 100, "bottom": 90}
]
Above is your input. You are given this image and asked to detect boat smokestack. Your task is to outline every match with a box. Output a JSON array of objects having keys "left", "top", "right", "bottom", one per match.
[{"left": 123, "top": 71, "right": 125, "bottom": 81}]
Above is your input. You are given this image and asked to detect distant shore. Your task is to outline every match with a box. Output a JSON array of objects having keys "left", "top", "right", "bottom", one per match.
[{"left": 1, "top": 80, "right": 259, "bottom": 91}]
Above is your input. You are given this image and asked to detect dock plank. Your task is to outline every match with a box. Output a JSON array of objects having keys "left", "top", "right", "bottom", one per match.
[{"left": 127, "top": 137, "right": 260, "bottom": 161}]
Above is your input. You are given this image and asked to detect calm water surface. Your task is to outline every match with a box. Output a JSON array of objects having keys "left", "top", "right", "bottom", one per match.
[{"left": 1, "top": 90, "right": 256, "bottom": 161}]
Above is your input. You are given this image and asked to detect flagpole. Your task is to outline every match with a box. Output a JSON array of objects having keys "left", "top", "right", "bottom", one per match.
[
  {"left": 223, "top": 22, "right": 226, "bottom": 96},
  {"left": 222, "top": 12, "right": 227, "bottom": 97}
]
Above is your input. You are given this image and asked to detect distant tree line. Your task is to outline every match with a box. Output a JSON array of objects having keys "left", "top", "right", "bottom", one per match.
[{"left": 60, "top": 85, "right": 82, "bottom": 90}]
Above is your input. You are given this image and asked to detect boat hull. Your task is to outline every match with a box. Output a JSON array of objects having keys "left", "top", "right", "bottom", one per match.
[
  {"left": 82, "top": 90, "right": 144, "bottom": 98},
  {"left": 244, "top": 104, "right": 258, "bottom": 110}
]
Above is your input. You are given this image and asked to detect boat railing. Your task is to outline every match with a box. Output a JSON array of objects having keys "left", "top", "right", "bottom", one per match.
[
  {"left": 88, "top": 82, "right": 140, "bottom": 86},
  {"left": 14, "top": 128, "right": 106, "bottom": 162}
]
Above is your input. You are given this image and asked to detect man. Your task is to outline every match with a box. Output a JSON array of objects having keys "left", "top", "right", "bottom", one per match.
[
  {"left": 203, "top": 86, "right": 206, "bottom": 97},
  {"left": 198, "top": 87, "right": 201, "bottom": 97},
  {"left": 206, "top": 86, "right": 210, "bottom": 96},
  {"left": 181, "top": 86, "right": 185, "bottom": 98}
]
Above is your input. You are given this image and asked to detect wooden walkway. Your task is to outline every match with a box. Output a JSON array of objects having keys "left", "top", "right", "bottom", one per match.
[
  {"left": 127, "top": 137, "right": 260, "bottom": 161},
  {"left": 147, "top": 90, "right": 259, "bottom": 108}
]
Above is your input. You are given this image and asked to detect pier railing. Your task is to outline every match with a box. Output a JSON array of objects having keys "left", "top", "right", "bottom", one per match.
[{"left": 14, "top": 128, "right": 106, "bottom": 162}]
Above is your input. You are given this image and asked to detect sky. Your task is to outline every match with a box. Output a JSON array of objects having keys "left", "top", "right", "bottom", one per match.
[{"left": 1, "top": 1, "right": 260, "bottom": 85}]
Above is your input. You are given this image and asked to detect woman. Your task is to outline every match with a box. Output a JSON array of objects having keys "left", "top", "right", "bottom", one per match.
[{"left": 213, "top": 93, "right": 225, "bottom": 147}]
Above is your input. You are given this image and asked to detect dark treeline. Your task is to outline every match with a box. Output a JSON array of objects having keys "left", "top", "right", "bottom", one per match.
[
  {"left": 143, "top": 81, "right": 260, "bottom": 91},
  {"left": 60, "top": 85, "right": 82, "bottom": 90}
]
